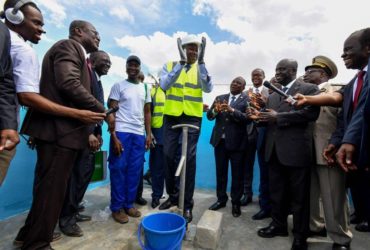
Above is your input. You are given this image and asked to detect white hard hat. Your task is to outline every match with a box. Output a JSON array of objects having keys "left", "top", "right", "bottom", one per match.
[{"left": 182, "top": 34, "right": 200, "bottom": 47}]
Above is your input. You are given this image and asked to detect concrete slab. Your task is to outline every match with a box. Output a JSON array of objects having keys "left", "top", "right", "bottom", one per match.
[
  {"left": 0, "top": 185, "right": 369, "bottom": 250},
  {"left": 195, "top": 210, "right": 223, "bottom": 249}
]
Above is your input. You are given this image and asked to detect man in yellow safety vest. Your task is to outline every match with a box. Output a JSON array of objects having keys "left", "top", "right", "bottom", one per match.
[{"left": 158, "top": 34, "right": 213, "bottom": 223}]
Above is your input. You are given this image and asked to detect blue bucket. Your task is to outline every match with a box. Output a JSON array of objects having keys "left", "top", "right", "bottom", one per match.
[{"left": 138, "top": 212, "right": 186, "bottom": 250}]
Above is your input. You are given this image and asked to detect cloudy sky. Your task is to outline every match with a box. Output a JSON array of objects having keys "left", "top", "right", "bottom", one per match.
[{"left": 2, "top": 0, "right": 369, "bottom": 104}]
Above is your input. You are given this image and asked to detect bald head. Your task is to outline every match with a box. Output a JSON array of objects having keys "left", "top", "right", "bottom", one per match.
[{"left": 275, "top": 59, "right": 298, "bottom": 85}]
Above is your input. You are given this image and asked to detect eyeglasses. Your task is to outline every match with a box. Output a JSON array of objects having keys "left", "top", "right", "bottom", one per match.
[
  {"left": 305, "top": 69, "right": 324, "bottom": 74},
  {"left": 84, "top": 28, "right": 100, "bottom": 38}
]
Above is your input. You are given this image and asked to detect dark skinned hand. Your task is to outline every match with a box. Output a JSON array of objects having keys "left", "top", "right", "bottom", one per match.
[
  {"left": 336, "top": 143, "right": 357, "bottom": 172},
  {"left": 258, "top": 109, "right": 277, "bottom": 123}
]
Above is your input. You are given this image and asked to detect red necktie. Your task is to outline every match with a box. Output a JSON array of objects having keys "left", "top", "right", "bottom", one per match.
[{"left": 353, "top": 71, "right": 365, "bottom": 110}]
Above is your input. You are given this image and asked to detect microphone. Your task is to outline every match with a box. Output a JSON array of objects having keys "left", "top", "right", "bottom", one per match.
[
  {"left": 105, "top": 106, "right": 119, "bottom": 115},
  {"left": 263, "top": 81, "right": 296, "bottom": 105}
]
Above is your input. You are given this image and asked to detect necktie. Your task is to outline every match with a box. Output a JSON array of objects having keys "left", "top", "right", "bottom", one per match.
[
  {"left": 255, "top": 88, "right": 259, "bottom": 94},
  {"left": 96, "top": 80, "right": 104, "bottom": 105},
  {"left": 230, "top": 96, "right": 236, "bottom": 107},
  {"left": 184, "top": 64, "right": 191, "bottom": 72},
  {"left": 353, "top": 71, "right": 365, "bottom": 110},
  {"left": 282, "top": 86, "right": 288, "bottom": 93}
]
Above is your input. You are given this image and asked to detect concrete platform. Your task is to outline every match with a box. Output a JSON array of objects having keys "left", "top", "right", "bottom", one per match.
[{"left": 1, "top": 185, "right": 369, "bottom": 250}]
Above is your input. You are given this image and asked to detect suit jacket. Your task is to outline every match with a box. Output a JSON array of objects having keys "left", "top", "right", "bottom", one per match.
[
  {"left": 340, "top": 67, "right": 370, "bottom": 167},
  {"left": 207, "top": 93, "right": 249, "bottom": 151},
  {"left": 21, "top": 39, "right": 105, "bottom": 150},
  {"left": 0, "top": 22, "right": 17, "bottom": 130},
  {"left": 264, "top": 79, "right": 320, "bottom": 167},
  {"left": 245, "top": 86, "right": 269, "bottom": 136},
  {"left": 313, "top": 82, "right": 341, "bottom": 165},
  {"left": 330, "top": 77, "right": 357, "bottom": 148},
  {"left": 90, "top": 69, "right": 104, "bottom": 136}
]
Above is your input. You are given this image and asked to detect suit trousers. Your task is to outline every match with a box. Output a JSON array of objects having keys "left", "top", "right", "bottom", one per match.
[
  {"left": 149, "top": 144, "right": 165, "bottom": 199},
  {"left": 243, "top": 128, "right": 257, "bottom": 198},
  {"left": 310, "top": 164, "right": 352, "bottom": 244},
  {"left": 163, "top": 114, "right": 201, "bottom": 210},
  {"left": 268, "top": 150, "right": 310, "bottom": 240},
  {"left": 59, "top": 148, "right": 95, "bottom": 228},
  {"left": 214, "top": 139, "right": 244, "bottom": 205},
  {"left": 17, "top": 141, "right": 78, "bottom": 250},
  {"left": 0, "top": 147, "right": 16, "bottom": 186},
  {"left": 347, "top": 171, "right": 366, "bottom": 221}
]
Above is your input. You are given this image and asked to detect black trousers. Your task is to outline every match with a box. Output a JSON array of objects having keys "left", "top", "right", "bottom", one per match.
[
  {"left": 59, "top": 147, "right": 94, "bottom": 228},
  {"left": 268, "top": 150, "right": 310, "bottom": 240},
  {"left": 17, "top": 141, "right": 79, "bottom": 250},
  {"left": 214, "top": 139, "right": 244, "bottom": 205},
  {"left": 243, "top": 127, "right": 257, "bottom": 198},
  {"left": 348, "top": 168, "right": 370, "bottom": 223},
  {"left": 348, "top": 170, "right": 366, "bottom": 221},
  {"left": 163, "top": 114, "right": 201, "bottom": 210}
]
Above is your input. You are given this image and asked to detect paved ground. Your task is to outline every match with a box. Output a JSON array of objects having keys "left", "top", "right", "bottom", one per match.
[{"left": 1, "top": 185, "right": 369, "bottom": 250}]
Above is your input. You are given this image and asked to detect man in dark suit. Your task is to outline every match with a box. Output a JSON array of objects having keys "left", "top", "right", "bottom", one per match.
[
  {"left": 0, "top": 20, "right": 18, "bottom": 185},
  {"left": 256, "top": 59, "right": 319, "bottom": 250},
  {"left": 243, "top": 68, "right": 271, "bottom": 220},
  {"left": 15, "top": 20, "right": 105, "bottom": 250},
  {"left": 59, "top": 50, "right": 111, "bottom": 237},
  {"left": 330, "top": 28, "right": 370, "bottom": 235},
  {"left": 207, "top": 76, "right": 249, "bottom": 217}
]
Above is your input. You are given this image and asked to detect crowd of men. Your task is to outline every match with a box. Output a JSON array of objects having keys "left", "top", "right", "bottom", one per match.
[{"left": 0, "top": 1, "right": 370, "bottom": 250}]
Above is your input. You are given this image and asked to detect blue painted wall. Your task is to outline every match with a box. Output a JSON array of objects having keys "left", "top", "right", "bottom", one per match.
[{"left": 0, "top": 111, "right": 260, "bottom": 220}]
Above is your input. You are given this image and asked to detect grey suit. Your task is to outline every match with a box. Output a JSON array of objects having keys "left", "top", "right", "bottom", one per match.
[{"left": 264, "top": 79, "right": 320, "bottom": 239}]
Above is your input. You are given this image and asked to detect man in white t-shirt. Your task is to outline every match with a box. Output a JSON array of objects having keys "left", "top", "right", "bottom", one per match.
[{"left": 108, "top": 55, "right": 152, "bottom": 224}]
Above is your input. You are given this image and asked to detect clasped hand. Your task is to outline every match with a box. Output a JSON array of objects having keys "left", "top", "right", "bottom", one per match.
[
  {"left": 214, "top": 99, "right": 233, "bottom": 113},
  {"left": 246, "top": 108, "right": 277, "bottom": 122}
]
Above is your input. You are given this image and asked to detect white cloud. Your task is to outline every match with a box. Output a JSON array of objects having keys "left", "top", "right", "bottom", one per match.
[
  {"left": 37, "top": 0, "right": 66, "bottom": 28},
  {"left": 109, "top": 6, "right": 134, "bottom": 23}
]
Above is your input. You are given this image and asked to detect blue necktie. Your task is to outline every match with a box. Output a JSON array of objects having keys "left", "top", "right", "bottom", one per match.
[
  {"left": 184, "top": 64, "right": 191, "bottom": 72},
  {"left": 230, "top": 96, "right": 236, "bottom": 107},
  {"left": 282, "top": 87, "right": 288, "bottom": 93}
]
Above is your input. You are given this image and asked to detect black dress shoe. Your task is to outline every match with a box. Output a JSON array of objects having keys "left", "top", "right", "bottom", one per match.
[
  {"left": 252, "top": 210, "right": 271, "bottom": 220},
  {"left": 291, "top": 238, "right": 307, "bottom": 250},
  {"left": 76, "top": 213, "right": 92, "bottom": 222},
  {"left": 332, "top": 243, "right": 350, "bottom": 250},
  {"left": 332, "top": 242, "right": 351, "bottom": 250},
  {"left": 257, "top": 225, "right": 288, "bottom": 238},
  {"left": 350, "top": 213, "right": 362, "bottom": 224},
  {"left": 232, "top": 204, "right": 241, "bottom": 217},
  {"left": 308, "top": 227, "right": 327, "bottom": 237},
  {"left": 143, "top": 171, "right": 152, "bottom": 185},
  {"left": 60, "top": 223, "right": 83, "bottom": 237},
  {"left": 135, "top": 196, "right": 148, "bottom": 206},
  {"left": 183, "top": 209, "right": 193, "bottom": 223},
  {"left": 355, "top": 221, "right": 370, "bottom": 232},
  {"left": 78, "top": 204, "right": 85, "bottom": 212},
  {"left": 240, "top": 194, "right": 252, "bottom": 206},
  {"left": 209, "top": 201, "right": 226, "bottom": 211},
  {"left": 158, "top": 198, "right": 178, "bottom": 210},
  {"left": 151, "top": 198, "right": 160, "bottom": 209}
]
